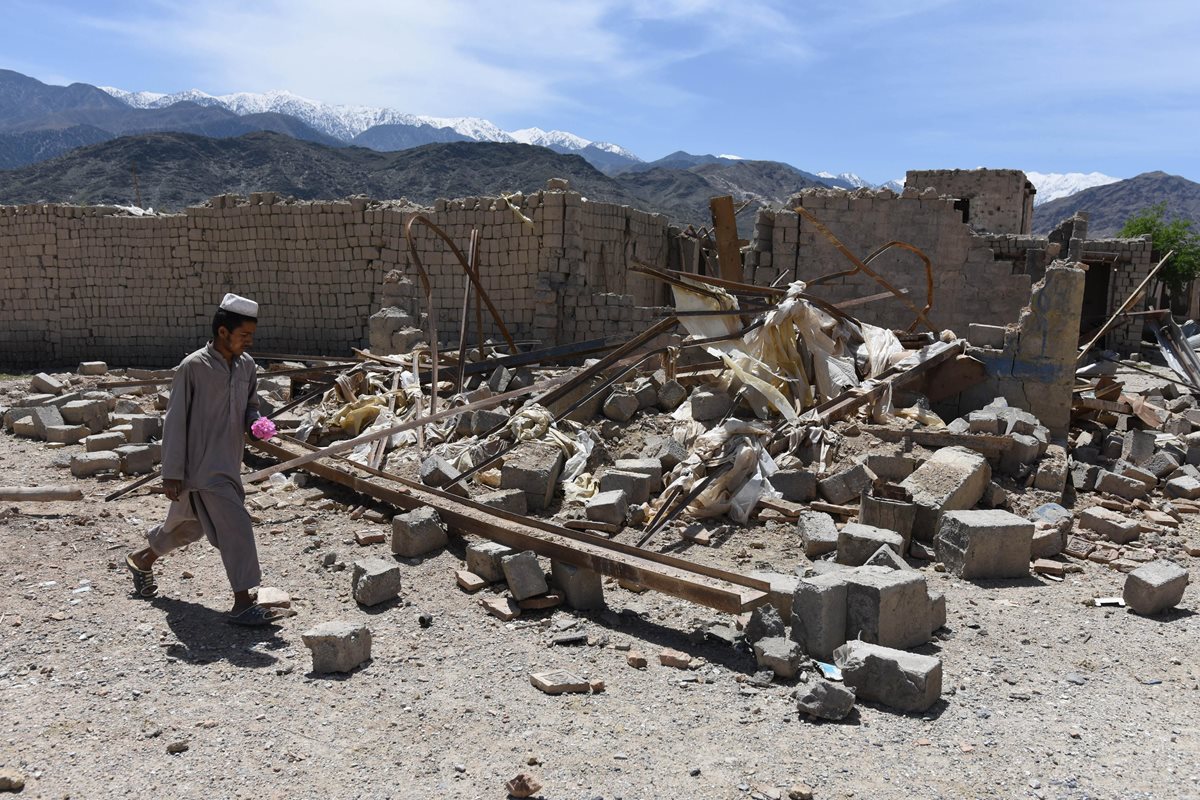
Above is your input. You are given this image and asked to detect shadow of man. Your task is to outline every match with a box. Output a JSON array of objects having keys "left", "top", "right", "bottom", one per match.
[{"left": 151, "top": 596, "right": 285, "bottom": 669}]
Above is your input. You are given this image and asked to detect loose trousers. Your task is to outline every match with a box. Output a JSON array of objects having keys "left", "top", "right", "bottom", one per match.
[{"left": 146, "top": 482, "right": 261, "bottom": 593}]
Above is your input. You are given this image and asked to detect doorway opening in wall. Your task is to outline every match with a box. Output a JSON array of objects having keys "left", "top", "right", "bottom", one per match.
[{"left": 1079, "top": 261, "right": 1112, "bottom": 344}]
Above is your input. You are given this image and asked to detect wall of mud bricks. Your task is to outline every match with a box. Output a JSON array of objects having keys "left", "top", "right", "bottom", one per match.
[
  {"left": 746, "top": 187, "right": 1035, "bottom": 336},
  {"left": 0, "top": 189, "right": 674, "bottom": 368},
  {"left": 906, "top": 168, "right": 1035, "bottom": 235}
]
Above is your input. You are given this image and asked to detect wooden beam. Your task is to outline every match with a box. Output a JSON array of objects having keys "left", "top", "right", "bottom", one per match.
[
  {"left": 250, "top": 438, "right": 770, "bottom": 613},
  {"left": 709, "top": 195, "right": 743, "bottom": 283},
  {"left": 0, "top": 486, "right": 84, "bottom": 501}
]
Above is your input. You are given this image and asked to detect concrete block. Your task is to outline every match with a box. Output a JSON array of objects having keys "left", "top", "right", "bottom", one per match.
[
  {"left": 31, "top": 372, "right": 64, "bottom": 395},
  {"left": 586, "top": 489, "right": 628, "bottom": 526},
  {"left": 837, "top": 523, "right": 904, "bottom": 566},
  {"left": 1123, "top": 560, "right": 1189, "bottom": 615},
  {"left": 29, "top": 405, "right": 64, "bottom": 438},
  {"left": 501, "top": 550, "right": 549, "bottom": 600},
  {"left": 500, "top": 441, "right": 563, "bottom": 512},
  {"left": 744, "top": 602, "right": 786, "bottom": 644},
  {"left": 690, "top": 388, "right": 732, "bottom": 421},
  {"left": 419, "top": 454, "right": 462, "bottom": 488},
  {"left": 1143, "top": 450, "right": 1180, "bottom": 479},
  {"left": 78, "top": 361, "right": 108, "bottom": 376},
  {"left": 935, "top": 509, "right": 1032, "bottom": 579},
  {"left": 598, "top": 469, "right": 652, "bottom": 504},
  {"left": 45, "top": 425, "right": 90, "bottom": 445},
  {"left": 465, "top": 541, "right": 514, "bottom": 582},
  {"left": 475, "top": 488, "right": 527, "bottom": 515},
  {"left": 770, "top": 469, "right": 817, "bottom": 503},
  {"left": 1093, "top": 467, "right": 1149, "bottom": 500},
  {"left": 59, "top": 400, "right": 109, "bottom": 432},
  {"left": 301, "top": 620, "right": 372, "bottom": 674},
  {"left": 1122, "top": 430, "right": 1156, "bottom": 466},
  {"left": 1070, "top": 461, "right": 1100, "bottom": 492},
  {"left": 391, "top": 506, "right": 448, "bottom": 557},
  {"left": 900, "top": 447, "right": 991, "bottom": 541},
  {"left": 1165, "top": 476, "right": 1200, "bottom": 500},
  {"left": 84, "top": 431, "right": 125, "bottom": 452},
  {"left": 927, "top": 589, "right": 946, "bottom": 633},
  {"left": 749, "top": 571, "right": 801, "bottom": 620},
  {"left": 753, "top": 636, "right": 803, "bottom": 679},
  {"left": 470, "top": 408, "right": 510, "bottom": 436},
  {"left": 530, "top": 669, "right": 590, "bottom": 695},
  {"left": 115, "top": 444, "right": 158, "bottom": 475},
  {"left": 819, "top": 463, "right": 874, "bottom": 506},
  {"left": 613, "top": 458, "right": 663, "bottom": 492},
  {"left": 351, "top": 557, "right": 402, "bottom": 606},
  {"left": 551, "top": 560, "right": 604, "bottom": 610},
  {"left": 797, "top": 510, "right": 839, "bottom": 558},
  {"left": 657, "top": 380, "right": 687, "bottom": 410},
  {"left": 999, "top": 433, "right": 1042, "bottom": 474},
  {"left": 1078, "top": 506, "right": 1140, "bottom": 544},
  {"left": 790, "top": 572, "right": 848, "bottom": 660},
  {"left": 834, "top": 640, "right": 942, "bottom": 713},
  {"left": 602, "top": 390, "right": 639, "bottom": 423},
  {"left": 125, "top": 415, "right": 161, "bottom": 444},
  {"left": 844, "top": 566, "right": 930, "bottom": 649},
  {"left": 795, "top": 680, "right": 856, "bottom": 721},
  {"left": 863, "top": 544, "right": 913, "bottom": 571},
  {"left": 70, "top": 451, "right": 120, "bottom": 477}
]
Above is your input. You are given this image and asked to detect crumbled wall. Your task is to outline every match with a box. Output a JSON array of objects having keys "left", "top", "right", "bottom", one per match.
[
  {"left": 746, "top": 187, "right": 1034, "bottom": 336},
  {"left": 906, "top": 168, "right": 1035, "bottom": 235}
]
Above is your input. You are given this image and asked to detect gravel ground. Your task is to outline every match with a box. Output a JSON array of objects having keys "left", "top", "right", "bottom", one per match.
[{"left": 1, "top": 372, "right": 1198, "bottom": 800}]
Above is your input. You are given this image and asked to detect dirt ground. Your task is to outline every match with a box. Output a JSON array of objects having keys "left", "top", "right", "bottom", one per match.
[{"left": 1, "top": 371, "right": 1198, "bottom": 800}]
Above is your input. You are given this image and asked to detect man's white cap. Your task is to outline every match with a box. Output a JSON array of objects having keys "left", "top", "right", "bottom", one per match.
[{"left": 219, "top": 292, "right": 258, "bottom": 317}]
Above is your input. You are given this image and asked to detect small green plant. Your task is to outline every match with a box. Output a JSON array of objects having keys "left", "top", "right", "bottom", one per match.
[{"left": 1119, "top": 202, "right": 1200, "bottom": 295}]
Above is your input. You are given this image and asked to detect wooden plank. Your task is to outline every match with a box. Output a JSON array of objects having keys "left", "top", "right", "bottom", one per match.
[
  {"left": 250, "top": 438, "right": 769, "bottom": 613},
  {"left": 1073, "top": 396, "right": 1132, "bottom": 414},
  {"left": 811, "top": 501, "right": 858, "bottom": 516},
  {"left": 0, "top": 486, "right": 84, "bottom": 502},
  {"left": 709, "top": 195, "right": 743, "bottom": 283},
  {"left": 563, "top": 519, "right": 622, "bottom": 536},
  {"left": 861, "top": 426, "right": 1013, "bottom": 457}
]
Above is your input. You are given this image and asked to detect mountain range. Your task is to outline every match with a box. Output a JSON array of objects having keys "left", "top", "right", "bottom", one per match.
[{"left": 2, "top": 69, "right": 1197, "bottom": 238}]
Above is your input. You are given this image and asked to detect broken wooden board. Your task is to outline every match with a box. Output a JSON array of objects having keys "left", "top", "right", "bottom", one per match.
[{"left": 250, "top": 437, "right": 770, "bottom": 613}]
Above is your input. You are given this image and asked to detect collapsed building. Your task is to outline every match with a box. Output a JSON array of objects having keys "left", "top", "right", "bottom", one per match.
[{"left": 1, "top": 168, "right": 1193, "bottom": 717}]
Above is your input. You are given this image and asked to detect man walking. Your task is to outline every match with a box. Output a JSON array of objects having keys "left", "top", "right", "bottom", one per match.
[{"left": 126, "top": 293, "right": 282, "bottom": 625}]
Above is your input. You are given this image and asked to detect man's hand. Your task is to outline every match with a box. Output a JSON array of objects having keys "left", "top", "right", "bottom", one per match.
[{"left": 163, "top": 479, "right": 183, "bottom": 502}]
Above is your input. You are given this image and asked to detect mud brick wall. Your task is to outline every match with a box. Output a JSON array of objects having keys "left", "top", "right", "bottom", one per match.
[
  {"left": 0, "top": 189, "right": 675, "bottom": 368},
  {"left": 747, "top": 187, "right": 1034, "bottom": 336},
  {"left": 906, "top": 168, "right": 1035, "bottom": 235}
]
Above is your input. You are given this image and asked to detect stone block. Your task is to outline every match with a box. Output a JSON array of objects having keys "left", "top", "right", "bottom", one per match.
[
  {"left": 84, "top": 431, "right": 125, "bottom": 452},
  {"left": 750, "top": 571, "right": 801, "bottom": 619},
  {"left": 301, "top": 621, "right": 372, "bottom": 674},
  {"left": 744, "top": 602, "right": 786, "bottom": 644},
  {"left": 690, "top": 388, "right": 732, "bottom": 421},
  {"left": 419, "top": 454, "right": 462, "bottom": 488},
  {"left": 78, "top": 361, "right": 108, "bottom": 376},
  {"left": 935, "top": 509, "right": 1032, "bottom": 579},
  {"left": 863, "top": 544, "right": 913, "bottom": 571},
  {"left": 818, "top": 463, "right": 874, "bottom": 506},
  {"left": 70, "top": 451, "right": 120, "bottom": 477},
  {"left": 999, "top": 433, "right": 1042, "bottom": 474},
  {"left": 844, "top": 566, "right": 930, "bottom": 649},
  {"left": 1143, "top": 450, "right": 1180, "bottom": 479},
  {"left": 465, "top": 541, "right": 514, "bottom": 582},
  {"left": 29, "top": 405, "right": 64, "bottom": 438},
  {"left": 126, "top": 415, "right": 162, "bottom": 444},
  {"left": 1165, "top": 476, "right": 1200, "bottom": 500},
  {"left": 1094, "top": 468, "right": 1149, "bottom": 500},
  {"left": 60, "top": 399, "right": 109, "bottom": 432},
  {"left": 476, "top": 488, "right": 527, "bottom": 515},
  {"left": 834, "top": 640, "right": 942, "bottom": 713},
  {"left": 31, "top": 372, "right": 64, "bottom": 395},
  {"left": 795, "top": 680, "right": 856, "bottom": 721},
  {"left": 657, "top": 380, "right": 687, "bottom": 410},
  {"left": 753, "top": 636, "right": 803, "bottom": 679},
  {"left": 500, "top": 441, "right": 563, "bottom": 512},
  {"left": 351, "top": 557, "right": 402, "bottom": 607},
  {"left": 45, "top": 425, "right": 90, "bottom": 445},
  {"left": 470, "top": 408, "right": 510, "bottom": 436},
  {"left": 770, "top": 469, "right": 817, "bottom": 503},
  {"left": 1031, "top": 524, "right": 1067, "bottom": 558},
  {"left": 598, "top": 469, "right": 652, "bottom": 504},
  {"left": 115, "top": 444, "right": 158, "bottom": 475},
  {"left": 1122, "top": 430, "right": 1156, "bottom": 466},
  {"left": 456, "top": 570, "right": 487, "bottom": 592},
  {"left": 530, "top": 669, "right": 590, "bottom": 695},
  {"left": 391, "top": 506, "right": 448, "bottom": 557},
  {"left": 790, "top": 571, "right": 848, "bottom": 660},
  {"left": 1078, "top": 507, "right": 1140, "bottom": 544},
  {"left": 1033, "top": 446, "right": 1068, "bottom": 495},
  {"left": 1070, "top": 461, "right": 1100, "bottom": 492},
  {"left": 927, "top": 589, "right": 946, "bottom": 633},
  {"left": 900, "top": 447, "right": 991, "bottom": 541},
  {"left": 586, "top": 489, "right": 628, "bottom": 526},
  {"left": 837, "top": 523, "right": 904, "bottom": 566},
  {"left": 602, "top": 390, "right": 639, "bottom": 423},
  {"left": 551, "top": 560, "right": 604, "bottom": 610},
  {"left": 796, "top": 510, "right": 839, "bottom": 558},
  {"left": 613, "top": 458, "right": 663, "bottom": 492},
  {"left": 1123, "top": 560, "right": 1189, "bottom": 615},
  {"left": 501, "top": 550, "right": 549, "bottom": 600}
]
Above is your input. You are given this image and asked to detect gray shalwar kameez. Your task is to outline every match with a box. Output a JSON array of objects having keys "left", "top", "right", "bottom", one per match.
[{"left": 145, "top": 343, "right": 263, "bottom": 592}]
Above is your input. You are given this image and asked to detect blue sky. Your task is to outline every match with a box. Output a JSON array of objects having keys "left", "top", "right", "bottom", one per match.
[{"left": 3, "top": 0, "right": 1198, "bottom": 183}]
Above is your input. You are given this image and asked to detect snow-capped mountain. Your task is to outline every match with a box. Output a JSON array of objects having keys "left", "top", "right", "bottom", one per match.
[
  {"left": 510, "top": 127, "right": 641, "bottom": 163},
  {"left": 1026, "top": 171, "right": 1121, "bottom": 205},
  {"left": 818, "top": 171, "right": 872, "bottom": 189}
]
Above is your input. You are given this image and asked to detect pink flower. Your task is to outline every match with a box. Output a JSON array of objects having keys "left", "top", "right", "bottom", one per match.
[{"left": 251, "top": 417, "right": 278, "bottom": 441}]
